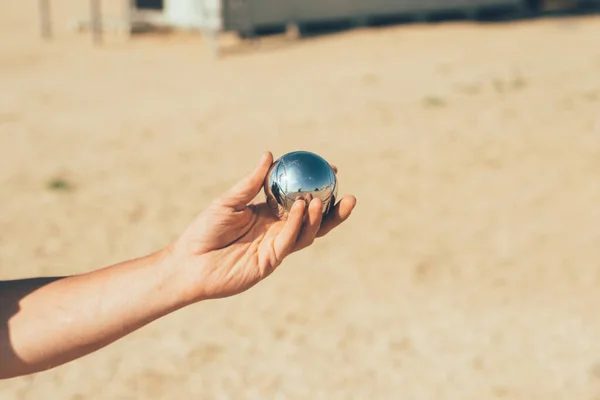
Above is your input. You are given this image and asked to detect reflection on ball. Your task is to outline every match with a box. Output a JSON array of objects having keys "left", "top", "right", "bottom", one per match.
[{"left": 264, "top": 151, "right": 338, "bottom": 217}]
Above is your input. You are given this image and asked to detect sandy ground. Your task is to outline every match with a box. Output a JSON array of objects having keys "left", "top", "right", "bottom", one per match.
[{"left": 2, "top": 2, "right": 600, "bottom": 399}]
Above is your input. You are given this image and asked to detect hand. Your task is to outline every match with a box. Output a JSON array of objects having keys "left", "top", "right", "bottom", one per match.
[{"left": 165, "top": 151, "right": 357, "bottom": 303}]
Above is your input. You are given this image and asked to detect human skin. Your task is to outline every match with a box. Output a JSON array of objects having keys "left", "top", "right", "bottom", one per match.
[{"left": 0, "top": 151, "right": 357, "bottom": 379}]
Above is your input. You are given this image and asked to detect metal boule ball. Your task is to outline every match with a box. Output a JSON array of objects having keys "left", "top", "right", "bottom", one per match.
[{"left": 264, "top": 151, "right": 338, "bottom": 217}]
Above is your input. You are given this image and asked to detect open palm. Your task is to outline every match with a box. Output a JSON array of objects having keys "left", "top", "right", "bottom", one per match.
[{"left": 168, "top": 152, "right": 356, "bottom": 302}]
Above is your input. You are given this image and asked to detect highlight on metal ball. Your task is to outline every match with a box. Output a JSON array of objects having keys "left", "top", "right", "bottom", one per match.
[{"left": 263, "top": 151, "right": 338, "bottom": 218}]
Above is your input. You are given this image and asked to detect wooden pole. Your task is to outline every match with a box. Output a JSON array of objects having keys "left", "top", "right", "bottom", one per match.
[
  {"left": 39, "top": 0, "right": 52, "bottom": 40},
  {"left": 122, "top": 0, "right": 133, "bottom": 38},
  {"left": 204, "top": 29, "right": 220, "bottom": 59},
  {"left": 90, "top": 0, "right": 102, "bottom": 45}
]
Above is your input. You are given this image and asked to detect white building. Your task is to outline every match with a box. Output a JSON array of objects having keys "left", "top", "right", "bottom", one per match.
[{"left": 133, "top": 0, "right": 222, "bottom": 31}]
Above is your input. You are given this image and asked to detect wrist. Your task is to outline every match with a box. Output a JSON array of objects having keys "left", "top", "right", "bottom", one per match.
[{"left": 153, "top": 243, "right": 204, "bottom": 308}]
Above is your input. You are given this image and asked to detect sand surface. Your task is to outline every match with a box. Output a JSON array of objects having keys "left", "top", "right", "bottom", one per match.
[{"left": 2, "top": 2, "right": 600, "bottom": 399}]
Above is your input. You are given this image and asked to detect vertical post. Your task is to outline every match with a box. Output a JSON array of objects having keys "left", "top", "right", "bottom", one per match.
[
  {"left": 122, "top": 0, "right": 133, "bottom": 39},
  {"left": 285, "top": 22, "right": 300, "bottom": 40},
  {"left": 39, "top": 0, "right": 52, "bottom": 40},
  {"left": 90, "top": 0, "right": 102, "bottom": 45},
  {"left": 204, "top": 29, "right": 220, "bottom": 59}
]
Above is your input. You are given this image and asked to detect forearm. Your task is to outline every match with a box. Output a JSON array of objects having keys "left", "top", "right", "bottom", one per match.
[{"left": 0, "top": 249, "right": 188, "bottom": 379}]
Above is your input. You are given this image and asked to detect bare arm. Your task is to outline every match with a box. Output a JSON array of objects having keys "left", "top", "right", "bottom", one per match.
[
  {"left": 0, "top": 249, "right": 188, "bottom": 379},
  {"left": 0, "top": 151, "right": 356, "bottom": 380}
]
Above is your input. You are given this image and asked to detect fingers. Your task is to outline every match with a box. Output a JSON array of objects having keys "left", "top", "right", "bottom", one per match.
[
  {"left": 279, "top": 194, "right": 356, "bottom": 261},
  {"left": 316, "top": 195, "right": 357, "bottom": 238},
  {"left": 219, "top": 152, "right": 273, "bottom": 211},
  {"left": 273, "top": 200, "right": 306, "bottom": 262},
  {"left": 294, "top": 198, "right": 324, "bottom": 251}
]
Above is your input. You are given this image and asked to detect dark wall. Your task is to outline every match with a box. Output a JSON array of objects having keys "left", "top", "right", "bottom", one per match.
[{"left": 135, "top": 0, "right": 163, "bottom": 10}]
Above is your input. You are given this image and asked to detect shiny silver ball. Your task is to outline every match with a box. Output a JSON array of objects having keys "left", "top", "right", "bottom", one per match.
[{"left": 264, "top": 151, "right": 338, "bottom": 217}]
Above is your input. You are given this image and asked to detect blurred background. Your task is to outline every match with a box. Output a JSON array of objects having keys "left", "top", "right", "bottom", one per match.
[{"left": 2, "top": 0, "right": 600, "bottom": 398}]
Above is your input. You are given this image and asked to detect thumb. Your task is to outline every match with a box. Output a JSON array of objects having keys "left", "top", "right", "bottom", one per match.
[{"left": 219, "top": 151, "right": 274, "bottom": 210}]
